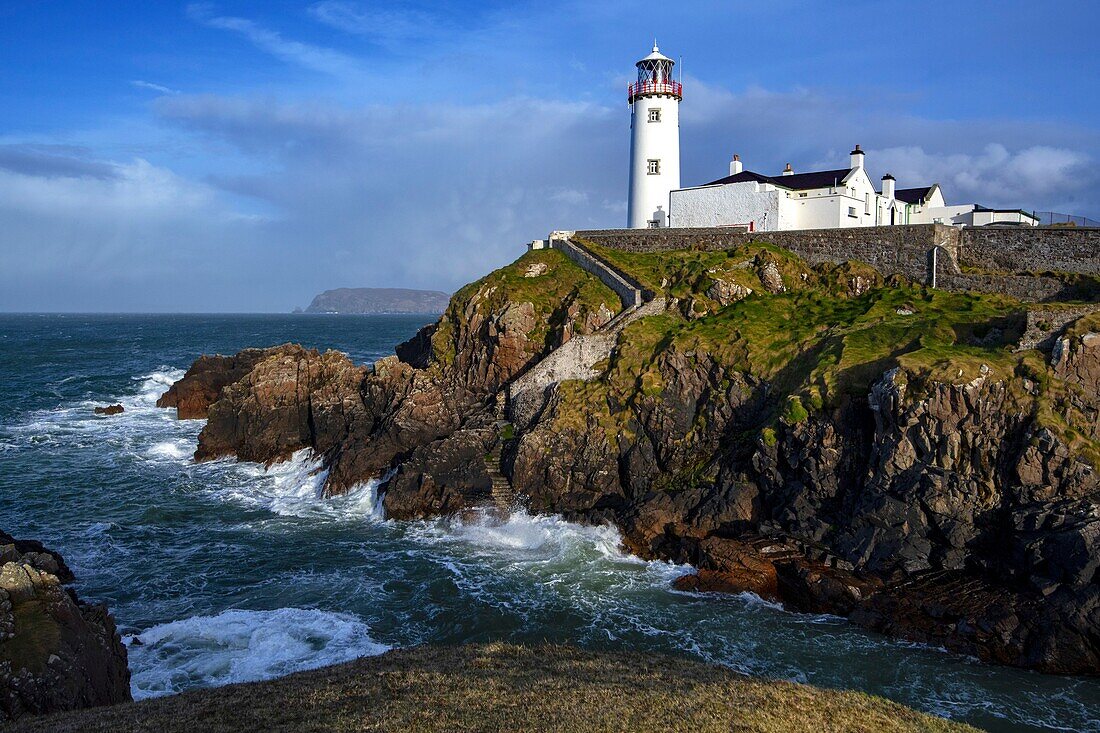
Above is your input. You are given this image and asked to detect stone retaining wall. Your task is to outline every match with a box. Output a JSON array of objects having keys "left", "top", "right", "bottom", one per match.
[
  {"left": 576, "top": 224, "right": 961, "bottom": 286},
  {"left": 573, "top": 225, "right": 1100, "bottom": 300},
  {"left": 959, "top": 227, "right": 1100, "bottom": 275},
  {"left": 550, "top": 234, "right": 643, "bottom": 308},
  {"left": 1016, "top": 305, "right": 1100, "bottom": 351}
]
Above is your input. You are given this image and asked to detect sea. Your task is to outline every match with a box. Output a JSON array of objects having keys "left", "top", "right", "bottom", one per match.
[{"left": 0, "top": 313, "right": 1096, "bottom": 732}]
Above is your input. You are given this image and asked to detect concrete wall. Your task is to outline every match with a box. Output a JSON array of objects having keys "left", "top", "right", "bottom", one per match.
[
  {"left": 576, "top": 224, "right": 962, "bottom": 286},
  {"left": 958, "top": 227, "right": 1100, "bottom": 275}
]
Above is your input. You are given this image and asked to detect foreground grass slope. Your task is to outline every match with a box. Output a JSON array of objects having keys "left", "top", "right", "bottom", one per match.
[{"left": 10, "top": 644, "right": 978, "bottom": 733}]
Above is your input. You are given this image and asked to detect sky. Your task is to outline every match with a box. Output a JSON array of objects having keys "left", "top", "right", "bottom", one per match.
[{"left": 1, "top": 1, "right": 1098, "bottom": 312}]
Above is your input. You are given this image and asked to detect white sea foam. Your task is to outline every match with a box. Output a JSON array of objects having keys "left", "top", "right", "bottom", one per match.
[
  {"left": 444, "top": 510, "right": 589, "bottom": 551},
  {"left": 147, "top": 440, "right": 190, "bottom": 460},
  {"left": 134, "top": 368, "right": 185, "bottom": 407},
  {"left": 206, "top": 449, "right": 385, "bottom": 521},
  {"left": 127, "top": 607, "right": 388, "bottom": 699},
  {"left": 412, "top": 508, "right": 654, "bottom": 565}
]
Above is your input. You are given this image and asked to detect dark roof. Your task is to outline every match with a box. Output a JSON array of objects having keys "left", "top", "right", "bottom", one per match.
[
  {"left": 703, "top": 168, "right": 853, "bottom": 191},
  {"left": 973, "top": 205, "right": 1039, "bottom": 219},
  {"left": 894, "top": 186, "right": 934, "bottom": 204}
]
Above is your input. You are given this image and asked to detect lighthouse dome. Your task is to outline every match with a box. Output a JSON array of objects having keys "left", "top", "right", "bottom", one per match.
[{"left": 637, "top": 42, "right": 673, "bottom": 65}]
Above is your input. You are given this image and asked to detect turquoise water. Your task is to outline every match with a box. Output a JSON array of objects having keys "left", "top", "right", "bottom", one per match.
[{"left": 0, "top": 313, "right": 1096, "bottom": 732}]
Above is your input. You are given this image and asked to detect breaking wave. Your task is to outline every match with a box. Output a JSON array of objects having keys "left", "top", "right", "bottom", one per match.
[
  {"left": 127, "top": 607, "right": 389, "bottom": 699},
  {"left": 200, "top": 449, "right": 386, "bottom": 521}
]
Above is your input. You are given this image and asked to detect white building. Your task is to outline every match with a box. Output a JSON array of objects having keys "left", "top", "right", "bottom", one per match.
[
  {"left": 620, "top": 44, "right": 1038, "bottom": 231},
  {"left": 626, "top": 43, "right": 681, "bottom": 229},
  {"left": 668, "top": 147, "right": 1039, "bottom": 231}
]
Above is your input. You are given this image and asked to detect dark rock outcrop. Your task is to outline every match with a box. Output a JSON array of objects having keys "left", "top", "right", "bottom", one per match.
[
  {"left": 93, "top": 405, "right": 123, "bottom": 416},
  {"left": 0, "top": 531, "right": 130, "bottom": 721},
  {"left": 157, "top": 347, "right": 291, "bottom": 420}
]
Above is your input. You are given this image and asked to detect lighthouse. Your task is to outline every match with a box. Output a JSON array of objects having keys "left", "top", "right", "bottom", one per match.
[{"left": 627, "top": 42, "right": 681, "bottom": 229}]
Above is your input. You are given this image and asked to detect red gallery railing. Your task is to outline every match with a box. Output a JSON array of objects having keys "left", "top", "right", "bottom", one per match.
[{"left": 627, "top": 79, "right": 682, "bottom": 103}]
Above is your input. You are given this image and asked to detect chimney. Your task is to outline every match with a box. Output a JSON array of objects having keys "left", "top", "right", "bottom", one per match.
[
  {"left": 881, "top": 173, "right": 896, "bottom": 200},
  {"left": 729, "top": 154, "right": 743, "bottom": 176},
  {"left": 782, "top": 162, "right": 794, "bottom": 176},
  {"left": 850, "top": 144, "right": 865, "bottom": 169}
]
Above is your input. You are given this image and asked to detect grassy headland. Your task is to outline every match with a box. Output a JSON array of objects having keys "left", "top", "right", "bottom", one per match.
[
  {"left": 9, "top": 644, "right": 979, "bottom": 733},
  {"left": 557, "top": 239, "right": 1099, "bottom": 468}
]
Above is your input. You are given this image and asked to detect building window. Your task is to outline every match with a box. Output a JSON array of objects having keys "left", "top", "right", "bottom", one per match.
[
  {"left": 848, "top": 206, "right": 858, "bottom": 218},
  {"left": 865, "top": 193, "right": 871, "bottom": 215},
  {"left": 648, "top": 108, "right": 661, "bottom": 123},
  {"left": 647, "top": 159, "right": 660, "bottom": 175},
  {"left": 647, "top": 219, "right": 661, "bottom": 228}
]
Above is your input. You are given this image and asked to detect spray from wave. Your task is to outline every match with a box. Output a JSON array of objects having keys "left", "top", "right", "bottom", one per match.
[
  {"left": 199, "top": 449, "right": 386, "bottom": 521},
  {"left": 127, "top": 607, "right": 389, "bottom": 699}
]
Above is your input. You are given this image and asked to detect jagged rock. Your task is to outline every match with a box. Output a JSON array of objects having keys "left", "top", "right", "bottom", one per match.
[
  {"left": 672, "top": 538, "right": 778, "bottom": 599},
  {"left": 382, "top": 430, "right": 494, "bottom": 520},
  {"left": 705, "top": 279, "right": 752, "bottom": 306},
  {"left": 756, "top": 259, "right": 786, "bottom": 294},
  {"left": 157, "top": 347, "right": 294, "bottom": 419},
  {"left": 194, "top": 345, "right": 370, "bottom": 466},
  {"left": 0, "top": 531, "right": 130, "bottom": 721},
  {"left": 1052, "top": 330, "right": 1100, "bottom": 393},
  {"left": 523, "top": 262, "right": 549, "bottom": 278},
  {"left": 93, "top": 405, "right": 123, "bottom": 416},
  {"left": 395, "top": 323, "right": 436, "bottom": 368}
]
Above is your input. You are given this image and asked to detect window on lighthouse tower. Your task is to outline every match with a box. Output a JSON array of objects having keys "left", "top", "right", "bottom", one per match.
[
  {"left": 648, "top": 108, "right": 661, "bottom": 123},
  {"left": 647, "top": 159, "right": 661, "bottom": 175}
]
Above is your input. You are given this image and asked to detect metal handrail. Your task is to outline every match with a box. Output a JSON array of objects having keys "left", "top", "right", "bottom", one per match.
[{"left": 628, "top": 79, "right": 682, "bottom": 102}]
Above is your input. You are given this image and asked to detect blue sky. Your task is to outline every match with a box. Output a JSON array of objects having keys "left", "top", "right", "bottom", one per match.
[{"left": 1, "top": 0, "right": 1098, "bottom": 311}]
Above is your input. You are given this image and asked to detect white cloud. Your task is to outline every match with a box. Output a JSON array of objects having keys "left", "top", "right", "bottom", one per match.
[
  {"left": 187, "top": 4, "right": 361, "bottom": 77},
  {"left": 131, "top": 80, "right": 180, "bottom": 95},
  {"left": 150, "top": 93, "right": 625, "bottom": 300},
  {"left": 308, "top": 1, "right": 448, "bottom": 46},
  {"left": 870, "top": 144, "right": 1090, "bottom": 211},
  {"left": 0, "top": 154, "right": 268, "bottom": 311}
]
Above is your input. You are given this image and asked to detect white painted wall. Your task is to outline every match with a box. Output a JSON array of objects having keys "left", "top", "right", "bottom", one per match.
[
  {"left": 971, "top": 210, "right": 1039, "bottom": 226},
  {"left": 628, "top": 93, "right": 680, "bottom": 228},
  {"left": 670, "top": 182, "right": 777, "bottom": 230}
]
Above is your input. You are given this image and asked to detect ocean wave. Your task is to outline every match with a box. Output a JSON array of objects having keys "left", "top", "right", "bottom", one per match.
[
  {"left": 147, "top": 440, "right": 191, "bottom": 461},
  {"left": 410, "top": 508, "right": 679, "bottom": 574},
  {"left": 203, "top": 449, "right": 385, "bottom": 521},
  {"left": 133, "top": 368, "right": 185, "bottom": 406},
  {"left": 127, "top": 607, "right": 389, "bottom": 699}
]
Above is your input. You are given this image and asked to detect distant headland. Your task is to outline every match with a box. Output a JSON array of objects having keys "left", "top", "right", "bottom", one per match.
[{"left": 296, "top": 287, "right": 450, "bottom": 314}]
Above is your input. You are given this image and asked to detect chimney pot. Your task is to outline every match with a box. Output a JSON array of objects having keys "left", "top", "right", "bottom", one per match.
[
  {"left": 782, "top": 162, "right": 794, "bottom": 176},
  {"left": 729, "top": 154, "right": 743, "bottom": 175},
  {"left": 881, "top": 173, "right": 896, "bottom": 199},
  {"left": 850, "top": 144, "right": 865, "bottom": 169}
]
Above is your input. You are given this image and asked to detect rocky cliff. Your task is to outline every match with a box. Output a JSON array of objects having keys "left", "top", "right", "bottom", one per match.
[
  {"left": 0, "top": 532, "right": 130, "bottom": 720},
  {"left": 160, "top": 242, "right": 1100, "bottom": 674}
]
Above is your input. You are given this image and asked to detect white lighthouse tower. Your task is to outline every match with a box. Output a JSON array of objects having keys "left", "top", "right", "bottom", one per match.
[{"left": 627, "top": 42, "right": 681, "bottom": 229}]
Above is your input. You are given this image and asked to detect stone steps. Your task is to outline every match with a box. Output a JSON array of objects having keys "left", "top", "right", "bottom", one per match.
[{"left": 485, "top": 444, "right": 515, "bottom": 511}]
